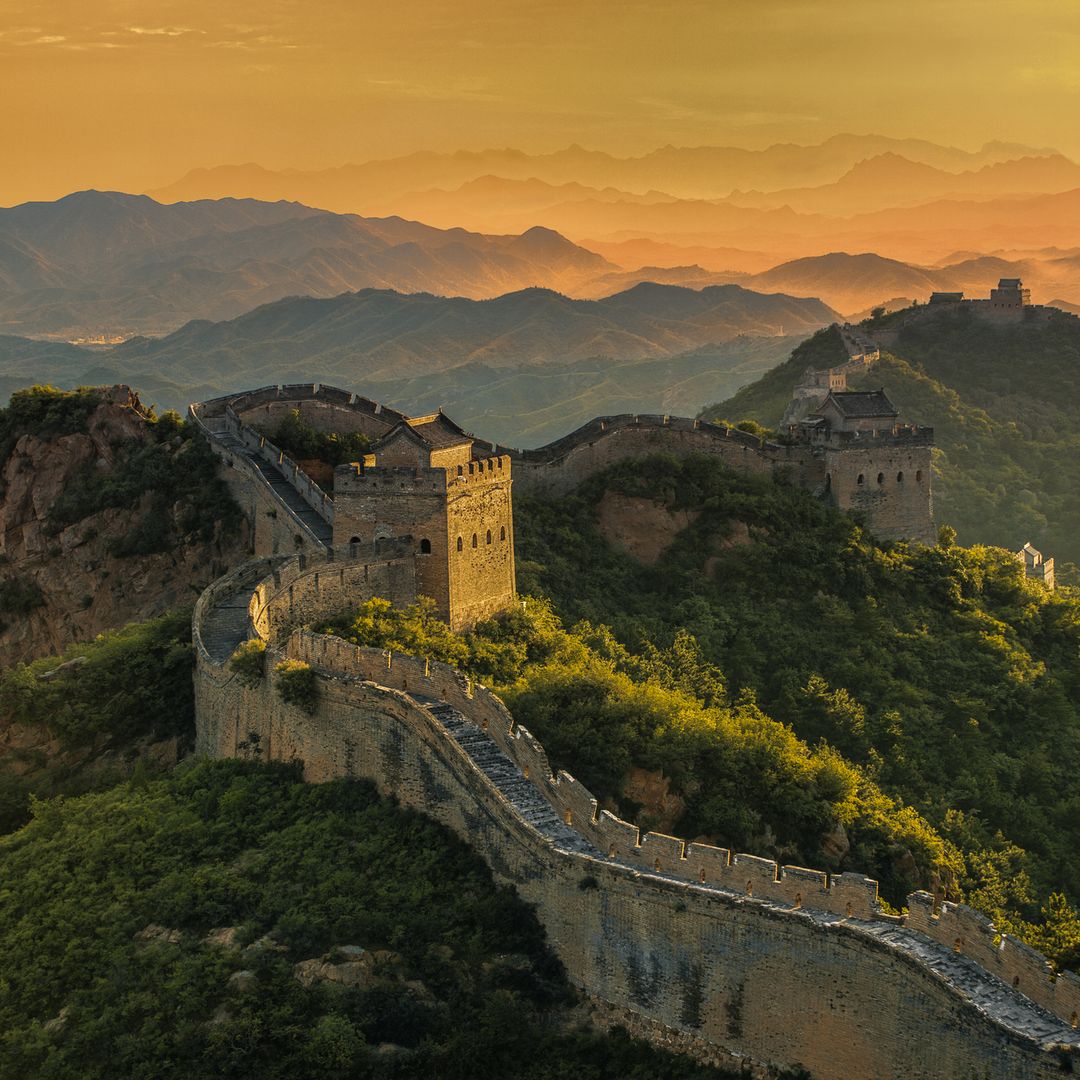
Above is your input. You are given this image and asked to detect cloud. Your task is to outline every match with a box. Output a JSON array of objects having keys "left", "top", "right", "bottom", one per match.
[{"left": 125, "top": 26, "right": 203, "bottom": 37}]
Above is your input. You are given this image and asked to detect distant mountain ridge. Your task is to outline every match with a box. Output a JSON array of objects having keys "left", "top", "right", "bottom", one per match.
[
  {"left": 149, "top": 134, "right": 1057, "bottom": 208},
  {"left": 0, "top": 283, "right": 835, "bottom": 444},
  {"left": 0, "top": 191, "right": 615, "bottom": 337}
]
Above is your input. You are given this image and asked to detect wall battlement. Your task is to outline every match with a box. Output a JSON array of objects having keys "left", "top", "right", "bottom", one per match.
[
  {"left": 192, "top": 554, "right": 1080, "bottom": 1078},
  {"left": 194, "top": 384, "right": 933, "bottom": 551}
]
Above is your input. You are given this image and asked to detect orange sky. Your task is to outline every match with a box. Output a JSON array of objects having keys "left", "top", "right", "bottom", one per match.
[{"left": 3, "top": 0, "right": 1080, "bottom": 205}]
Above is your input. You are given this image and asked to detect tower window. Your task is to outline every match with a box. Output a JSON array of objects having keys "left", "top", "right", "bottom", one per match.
[
  {"left": 420, "top": 538, "right": 431, "bottom": 554},
  {"left": 456, "top": 537, "right": 463, "bottom": 552},
  {"left": 877, "top": 472, "right": 885, "bottom": 484},
  {"left": 457, "top": 465, "right": 463, "bottom": 476},
  {"left": 500, "top": 526, "right": 506, "bottom": 541},
  {"left": 896, "top": 471, "right": 904, "bottom": 482},
  {"left": 471, "top": 533, "right": 478, "bottom": 548},
  {"left": 486, "top": 529, "right": 492, "bottom": 544},
  {"left": 857, "top": 474, "right": 865, "bottom": 485},
  {"left": 916, "top": 469, "right": 924, "bottom": 482}
]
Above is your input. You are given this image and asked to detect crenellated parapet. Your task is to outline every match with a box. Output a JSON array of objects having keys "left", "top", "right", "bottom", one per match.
[{"left": 192, "top": 556, "right": 1080, "bottom": 1079}]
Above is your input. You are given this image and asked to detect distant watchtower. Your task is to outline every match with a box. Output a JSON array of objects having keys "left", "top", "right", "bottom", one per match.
[
  {"left": 332, "top": 412, "right": 515, "bottom": 629},
  {"left": 796, "top": 390, "right": 935, "bottom": 544}
]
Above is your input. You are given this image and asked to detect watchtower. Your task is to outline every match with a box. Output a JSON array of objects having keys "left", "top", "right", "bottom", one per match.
[
  {"left": 797, "top": 390, "right": 935, "bottom": 544},
  {"left": 332, "top": 412, "right": 515, "bottom": 629}
]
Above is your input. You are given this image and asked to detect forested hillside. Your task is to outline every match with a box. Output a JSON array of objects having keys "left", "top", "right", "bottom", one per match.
[
  {"left": 497, "top": 456, "right": 1080, "bottom": 964},
  {"left": 0, "top": 386, "right": 247, "bottom": 665},
  {"left": 0, "top": 761, "right": 751, "bottom": 1080},
  {"left": 702, "top": 307, "right": 1080, "bottom": 574}
]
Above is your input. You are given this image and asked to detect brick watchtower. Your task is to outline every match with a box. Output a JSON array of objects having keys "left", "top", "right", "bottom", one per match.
[
  {"left": 797, "top": 390, "right": 935, "bottom": 544},
  {"left": 331, "top": 412, "right": 515, "bottom": 629}
]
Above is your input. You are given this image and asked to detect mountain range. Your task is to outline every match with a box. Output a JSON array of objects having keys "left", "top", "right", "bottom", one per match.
[
  {"left": 0, "top": 191, "right": 615, "bottom": 337},
  {"left": 149, "top": 135, "right": 1056, "bottom": 208},
  {"left": 0, "top": 283, "right": 834, "bottom": 443}
]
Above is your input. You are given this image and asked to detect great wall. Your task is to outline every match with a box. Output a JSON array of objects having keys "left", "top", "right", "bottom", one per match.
[{"left": 189, "top": 384, "right": 1080, "bottom": 1079}]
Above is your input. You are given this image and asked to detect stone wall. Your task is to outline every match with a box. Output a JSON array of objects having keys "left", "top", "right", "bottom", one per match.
[
  {"left": 193, "top": 560, "right": 1080, "bottom": 1079},
  {"left": 504, "top": 414, "right": 936, "bottom": 545},
  {"left": 445, "top": 459, "right": 515, "bottom": 628}
]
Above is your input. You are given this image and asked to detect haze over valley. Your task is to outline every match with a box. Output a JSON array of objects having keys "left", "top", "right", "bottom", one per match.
[{"left": 4, "top": 3, "right": 1080, "bottom": 1077}]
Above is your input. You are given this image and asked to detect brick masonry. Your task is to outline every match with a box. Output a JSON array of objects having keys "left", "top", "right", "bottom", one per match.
[{"left": 192, "top": 555, "right": 1080, "bottom": 1079}]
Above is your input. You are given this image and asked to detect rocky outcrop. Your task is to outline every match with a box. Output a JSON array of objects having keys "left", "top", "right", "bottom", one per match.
[{"left": 0, "top": 390, "right": 250, "bottom": 667}]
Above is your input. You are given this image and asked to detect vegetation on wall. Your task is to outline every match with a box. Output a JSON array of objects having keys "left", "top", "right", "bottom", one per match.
[
  {"left": 259, "top": 409, "right": 372, "bottom": 469},
  {"left": 0, "top": 760, "right": 758, "bottom": 1080},
  {"left": 230, "top": 639, "right": 267, "bottom": 684},
  {"left": 275, "top": 659, "right": 319, "bottom": 714}
]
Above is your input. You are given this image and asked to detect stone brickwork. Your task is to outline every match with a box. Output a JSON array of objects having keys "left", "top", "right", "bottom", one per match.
[
  {"left": 503, "top": 414, "right": 934, "bottom": 544},
  {"left": 192, "top": 557, "right": 1080, "bottom": 1079}
]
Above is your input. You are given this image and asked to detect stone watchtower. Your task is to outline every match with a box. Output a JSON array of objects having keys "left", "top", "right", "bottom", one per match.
[
  {"left": 797, "top": 390, "right": 936, "bottom": 544},
  {"left": 331, "top": 412, "right": 515, "bottom": 629}
]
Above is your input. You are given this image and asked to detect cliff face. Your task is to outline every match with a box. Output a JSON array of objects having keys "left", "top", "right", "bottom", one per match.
[{"left": 0, "top": 388, "right": 250, "bottom": 667}]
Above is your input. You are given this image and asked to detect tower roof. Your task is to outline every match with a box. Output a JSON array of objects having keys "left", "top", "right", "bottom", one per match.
[
  {"left": 818, "top": 390, "right": 898, "bottom": 419},
  {"left": 404, "top": 412, "right": 473, "bottom": 448}
]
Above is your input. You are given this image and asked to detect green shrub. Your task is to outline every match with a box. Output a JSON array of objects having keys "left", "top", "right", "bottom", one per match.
[
  {"left": 0, "top": 385, "right": 102, "bottom": 466},
  {"left": 0, "top": 576, "right": 44, "bottom": 616},
  {"left": 257, "top": 408, "right": 372, "bottom": 480},
  {"left": 0, "top": 761, "right": 745, "bottom": 1079},
  {"left": 0, "top": 608, "right": 194, "bottom": 747},
  {"left": 229, "top": 639, "right": 267, "bottom": 684},
  {"left": 274, "top": 659, "right": 317, "bottom": 713}
]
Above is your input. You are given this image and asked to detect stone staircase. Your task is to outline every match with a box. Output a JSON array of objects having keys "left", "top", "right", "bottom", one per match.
[
  {"left": 422, "top": 700, "right": 594, "bottom": 855},
  {"left": 204, "top": 418, "right": 333, "bottom": 547}
]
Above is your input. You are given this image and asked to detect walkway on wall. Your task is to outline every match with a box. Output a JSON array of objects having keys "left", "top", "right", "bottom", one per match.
[
  {"left": 419, "top": 701, "right": 1077, "bottom": 1048},
  {"left": 198, "top": 579, "right": 255, "bottom": 665},
  {"left": 422, "top": 699, "right": 593, "bottom": 852},
  {"left": 204, "top": 417, "right": 334, "bottom": 547}
]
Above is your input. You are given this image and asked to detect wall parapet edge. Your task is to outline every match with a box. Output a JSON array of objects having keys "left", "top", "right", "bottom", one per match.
[
  {"left": 193, "top": 556, "right": 1080, "bottom": 1075},
  {"left": 284, "top": 631, "right": 1080, "bottom": 1029}
]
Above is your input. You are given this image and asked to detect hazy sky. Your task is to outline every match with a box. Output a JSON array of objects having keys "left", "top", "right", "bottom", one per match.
[{"left": 3, "top": 0, "right": 1079, "bottom": 204}]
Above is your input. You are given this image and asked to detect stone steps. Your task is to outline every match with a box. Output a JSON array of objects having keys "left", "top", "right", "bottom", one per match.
[
  {"left": 425, "top": 702, "right": 594, "bottom": 853},
  {"left": 208, "top": 425, "right": 333, "bottom": 547}
]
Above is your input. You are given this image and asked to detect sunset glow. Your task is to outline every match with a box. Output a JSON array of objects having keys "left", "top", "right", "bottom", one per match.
[{"left": 4, "top": 0, "right": 1080, "bottom": 203}]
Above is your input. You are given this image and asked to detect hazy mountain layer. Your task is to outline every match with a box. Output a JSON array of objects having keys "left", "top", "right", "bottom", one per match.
[
  {"left": 0, "top": 283, "right": 830, "bottom": 444},
  {"left": 149, "top": 135, "right": 1055, "bottom": 207},
  {"left": 0, "top": 191, "right": 614, "bottom": 337}
]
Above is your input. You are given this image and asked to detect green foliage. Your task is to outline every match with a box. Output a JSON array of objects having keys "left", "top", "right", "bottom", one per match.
[
  {"left": 512, "top": 453, "right": 1080, "bottom": 936},
  {"left": 0, "top": 385, "right": 102, "bottom": 466},
  {"left": 0, "top": 610, "right": 196, "bottom": 834},
  {"left": 698, "top": 325, "right": 848, "bottom": 427},
  {"left": 274, "top": 660, "right": 318, "bottom": 714},
  {"left": 229, "top": 639, "right": 267, "bottom": 685},
  {"left": 0, "top": 575, "right": 44, "bottom": 618},
  {"left": 46, "top": 416, "right": 242, "bottom": 555},
  {"left": 0, "top": 609, "right": 194, "bottom": 748},
  {"left": 327, "top": 593, "right": 954, "bottom": 903},
  {"left": 260, "top": 409, "right": 372, "bottom": 471},
  {"left": 0, "top": 761, "right": 742, "bottom": 1079},
  {"left": 702, "top": 306, "right": 1080, "bottom": 574}
]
